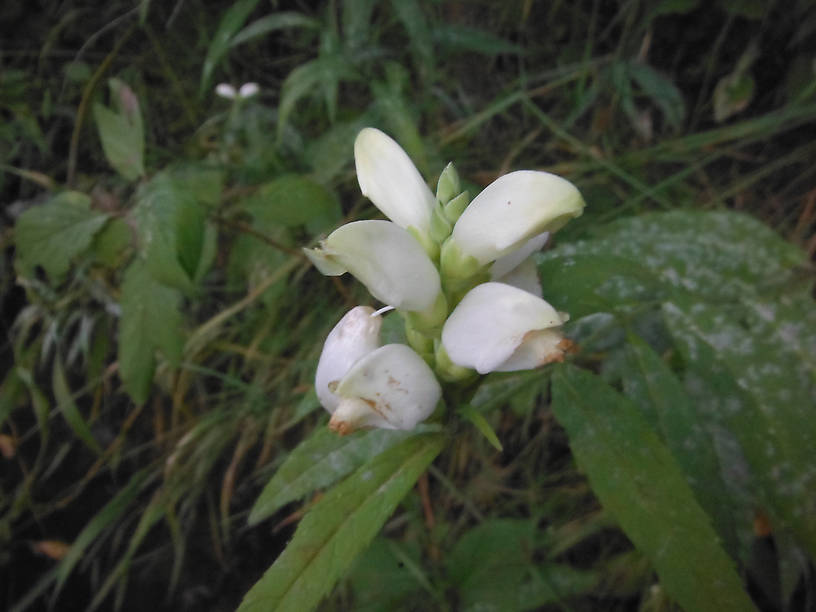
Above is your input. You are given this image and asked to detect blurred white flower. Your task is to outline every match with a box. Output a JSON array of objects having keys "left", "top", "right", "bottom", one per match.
[
  {"left": 354, "top": 127, "right": 436, "bottom": 239},
  {"left": 215, "top": 83, "right": 237, "bottom": 99},
  {"left": 238, "top": 82, "right": 260, "bottom": 98},
  {"left": 441, "top": 282, "right": 571, "bottom": 374},
  {"left": 303, "top": 220, "right": 441, "bottom": 312},
  {"left": 315, "top": 307, "right": 441, "bottom": 434}
]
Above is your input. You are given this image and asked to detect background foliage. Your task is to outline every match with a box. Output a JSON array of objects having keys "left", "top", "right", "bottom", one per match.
[{"left": 2, "top": 0, "right": 815, "bottom": 610}]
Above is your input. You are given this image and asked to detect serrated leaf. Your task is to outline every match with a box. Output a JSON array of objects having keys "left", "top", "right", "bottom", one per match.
[
  {"left": 663, "top": 299, "right": 816, "bottom": 556},
  {"left": 248, "top": 427, "right": 418, "bottom": 525},
  {"left": 551, "top": 364, "right": 757, "bottom": 612},
  {"left": 93, "top": 79, "right": 144, "bottom": 181},
  {"left": 118, "top": 260, "right": 184, "bottom": 404},
  {"left": 622, "top": 334, "right": 742, "bottom": 556},
  {"left": 132, "top": 172, "right": 206, "bottom": 291},
  {"left": 244, "top": 174, "right": 340, "bottom": 235},
  {"left": 15, "top": 191, "right": 109, "bottom": 281},
  {"left": 237, "top": 432, "right": 446, "bottom": 612},
  {"left": 53, "top": 356, "right": 102, "bottom": 455},
  {"left": 200, "top": 0, "right": 262, "bottom": 96}
]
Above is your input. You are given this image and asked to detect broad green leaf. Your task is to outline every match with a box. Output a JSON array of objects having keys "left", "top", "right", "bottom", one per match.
[
  {"left": 231, "top": 11, "right": 319, "bottom": 47},
  {"left": 93, "top": 79, "right": 144, "bottom": 181},
  {"left": 200, "top": 0, "right": 262, "bottom": 96},
  {"left": 248, "top": 427, "right": 418, "bottom": 525},
  {"left": 541, "top": 210, "right": 805, "bottom": 304},
  {"left": 622, "top": 334, "right": 741, "bottom": 556},
  {"left": 244, "top": 174, "right": 340, "bottom": 234},
  {"left": 169, "top": 164, "right": 225, "bottom": 207},
  {"left": 91, "top": 217, "right": 133, "bottom": 268},
  {"left": 118, "top": 260, "right": 184, "bottom": 404},
  {"left": 305, "top": 118, "right": 370, "bottom": 185},
  {"left": 536, "top": 253, "right": 664, "bottom": 319},
  {"left": 627, "top": 61, "right": 686, "bottom": 129},
  {"left": 132, "top": 172, "right": 206, "bottom": 291},
  {"left": 664, "top": 299, "right": 816, "bottom": 556},
  {"left": 551, "top": 364, "right": 757, "bottom": 612},
  {"left": 15, "top": 191, "right": 109, "bottom": 281},
  {"left": 237, "top": 432, "right": 446, "bottom": 612},
  {"left": 52, "top": 356, "right": 102, "bottom": 454}
]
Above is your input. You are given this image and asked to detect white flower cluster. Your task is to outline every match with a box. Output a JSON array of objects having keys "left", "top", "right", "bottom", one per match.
[{"left": 306, "top": 128, "right": 585, "bottom": 434}]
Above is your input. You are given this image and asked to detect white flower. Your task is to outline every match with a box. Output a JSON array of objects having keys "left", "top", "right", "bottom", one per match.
[
  {"left": 215, "top": 83, "right": 237, "bottom": 99},
  {"left": 489, "top": 232, "right": 549, "bottom": 297},
  {"left": 441, "top": 282, "right": 571, "bottom": 374},
  {"left": 238, "top": 82, "right": 260, "bottom": 98},
  {"left": 315, "top": 306, "right": 382, "bottom": 412},
  {"left": 443, "top": 171, "right": 585, "bottom": 273},
  {"left": 354, "top": 128, "right": 436, "bottom": 237},
  {"left": 315, "top": 306, "right": 441, "bottom": 434},
  {"left": 303, "top": 220, "right": 441, "bottom": 312}
]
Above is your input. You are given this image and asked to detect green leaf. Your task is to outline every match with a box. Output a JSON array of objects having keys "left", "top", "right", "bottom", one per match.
[
  {"left": 432, "top": 24, "right": 522, "bottom": 55},
  {"left": 91, "top": 217, "right": 133, "bottom": 268},
  {"left": 200, "top": 0, "right": 262, "bottom": 96},
  {"left": 622, "top": 334, "right": 742, "bottom": 556},
  {"left": 536, "top": 253, "right": 664, "bottom": 319},
  {"left": 118, "top": 260, "right": 184, "bottom": 404},
  {"left": 390, "top": 0, "right": 434, "bottom": 75},
  {"left": 15, "top": 191, "right": 109, "bottom": 281},
  {"left": 551, "top": 364, "right": 757, "bottom": 612},
  {"left": 458, "top": 405, "right": 503, "bottom": 452},
  {"left": 93, "top": 79, "right": 144, "bottom": 181},
  {"left": 248, "top": 427, "right": 419, "bottom": 525},
  {"left": 663, "top": 299, "right": 816, "bottom": 556},
  {"left": 237, "top": 432, "right": 446, "bottom": 612},
  {"left": 348, "top": 538, "right": 426, "bottom": 612},
  {"left": 132, "top": 172, "right": 206, "bottom": 291},
  {"left": 627, "top": 61, "right": 686, "bottom": 129},
  {"left": 244, "top": 174, "right": 341, "bottom": 235},
  {"left": 542, "top": 210, "right": 806, "bottom": 304},
  {"left": 53, "top": 356, "right": 102, "bottom": 455},
  {"left": 231, "top": 11, "right": 320, "bottom": 47}
]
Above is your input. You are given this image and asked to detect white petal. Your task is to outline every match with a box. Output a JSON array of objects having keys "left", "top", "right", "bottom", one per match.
[
  {"left": 305, "top": 220, "right": 441, "bottom": 311},
  {"left": 495, "top": 258, "right": 542, "bottom": 297},
  {"left": 354, "top": 128, "right": 435, "bottom": 234},
  {"left": 441, "top": 282, "right": 567, "bottom": 374},
  {"left": 315, "top": 306, "right": 381, "bottom": 412},
  {"left": 215, "top": 83, "right": 237, "bottom": 99},
  {"left": 238, "top": 82, "right": 260, "bottom": 98},
  {"left": 332, "top": 344, "right": 441, "bottom": 431},
  {"left": 490, "top": 232, "right": 548, "bottom": 279},
  {"left": 492, "top": 329, "right": 566, "bottom": 371},
  {"left": 451, "top": 171, "right": 584, "bottom": 265}
]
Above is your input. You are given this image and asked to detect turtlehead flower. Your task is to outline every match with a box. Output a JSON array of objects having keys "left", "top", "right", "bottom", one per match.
[
  {"left": 315, "top": 306, "right": 441, "bottom": 434},
  {"left": 489, "top": 232, "right": 549, "bottom": 297},
  {"left": 354, "top": 127, "right": 436, "bottom": 241},
  {"left": 441, "top": 282, "right": 571, "bottom": 374},
  {"left": 303, "top": 220, "right": 441, "bottom": 312},
  {"left": 442, "top": 171, "right": 585, "bottom": 278}
]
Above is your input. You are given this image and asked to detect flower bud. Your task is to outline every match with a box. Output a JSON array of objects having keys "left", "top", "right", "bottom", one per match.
[
  {"left": 303, "top": 220, "right": 441, "bottom": 312},
  {"left": 354, "top": 128, "right": 436, "bottom": 237},
  {"left": 329, "top": 344, "right": 442, "bottom": 434},
  {"left": 447, "top": 170, "right": 585, "bottom": 267},
  {"left": 441, "top": 282, "right": 571, "bottom": 374}
]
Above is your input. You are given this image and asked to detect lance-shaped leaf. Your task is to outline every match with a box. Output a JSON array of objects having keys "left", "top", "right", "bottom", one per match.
[
  {"left": 237, "top": 432, "right": 446, "bottom": 612},
  {"left": 551, "top": 364, "right": 757, "bottom": 612}
]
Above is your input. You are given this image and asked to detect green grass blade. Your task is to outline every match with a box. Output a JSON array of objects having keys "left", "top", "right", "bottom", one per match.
[
  {"left": 52, "top": 356, "right": 102, "bottom": 455},
  {"left": 199, "top": 0, "right": 262, "bottom": 97},
  {"left": 551, "top": 364, "right": 757, "bottom": 612},
  {"left": 237, "top": 432, "right": 446, "bottom": 612}
]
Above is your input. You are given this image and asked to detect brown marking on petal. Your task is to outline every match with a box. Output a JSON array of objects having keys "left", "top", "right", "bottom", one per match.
[
  {"left": 558, "top": 338, "right": 579, "bottom": 354},
  {"left": 328, "top": 415, "right": 354, "bottom": 436},
  {"left": 362, "top": 397, "right": 390, "bottom": 419},
  {"left": 540, "top": 351, "right": 565, "bottom": 365}
]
